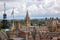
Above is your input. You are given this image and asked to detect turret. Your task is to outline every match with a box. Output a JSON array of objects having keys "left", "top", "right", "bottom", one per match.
[{"left": 1, "top": 3, "right": 9, "bottom": 29}]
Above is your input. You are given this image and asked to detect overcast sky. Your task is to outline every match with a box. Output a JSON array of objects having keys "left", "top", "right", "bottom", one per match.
[{"left": 0, "top": 0, "right": 60, "bottom": 19}]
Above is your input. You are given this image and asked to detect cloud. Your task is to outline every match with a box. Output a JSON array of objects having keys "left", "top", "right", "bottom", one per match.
[
  {"left": 0, "top": 0, "right": 25, "bottom": 2},
  {"left": 0, "top": 0, "right": 60, "bottom": 19},
  {"left": 27, "top": 4, "right": 38, "bottom": 12},
  {"left": 0, "top": 1, "right": 26, "bottom": 19},
  {"left": 26, "top": 0, "right": 60, "bottom": 18}
]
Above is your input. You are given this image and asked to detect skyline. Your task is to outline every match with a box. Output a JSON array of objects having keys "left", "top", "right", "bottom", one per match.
[{"left": 0, "top": 0, "right": 60, "bottom": 19}]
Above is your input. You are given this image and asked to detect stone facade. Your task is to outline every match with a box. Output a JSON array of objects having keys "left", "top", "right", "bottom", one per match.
[
  {"left": 28, "top": 32, "right": 33, "bottom": 40},
  {"left": 9, "top": 21, "right": 21, "bottom": 39},
  {"left": 0, "top": 30, "right": 8, "bottom": 40},
  {"left": 45, "top": 18, "right": 60, "bottom": 32}
]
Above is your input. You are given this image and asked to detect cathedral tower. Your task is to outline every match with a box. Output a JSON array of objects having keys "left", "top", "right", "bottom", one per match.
[
  {"left": 46, "top": 18, "right": 58, "bottom": 32},
  {"left": 1, "top": 3, "right": 9, "bottom": 29},
  {"left": 9, "top": 21, "right": 21, "bottom": 39},
  {"left": 25, "top": 10, "right": 30, "bottom": 27}
]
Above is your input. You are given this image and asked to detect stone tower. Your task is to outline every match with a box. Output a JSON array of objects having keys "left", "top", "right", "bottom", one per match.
[
  {"left": 51, "top": 18, "right": 58, "bottom": 32},
  {"left": 25, "top": 10, "right": 30, "bottom": 27},
  {"left": 15, "top": 21, "right": 21, "bottom": 31},
  {"left": 9, "top": 21, "right": 21, "bottom": 39},
  {"left": 46, "top": 18, "right": 58, "bottom": 32},
  {"left": 9, "top": 20, "right": 16, "bottom": 39},
  {"left": 1, "top": 3, "right": 9, "bottom": 29},
  {"left": 28, "top": 32, "right": 33, "bottom": 40}
]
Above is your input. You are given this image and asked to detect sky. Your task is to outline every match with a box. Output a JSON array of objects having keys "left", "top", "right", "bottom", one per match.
[{"left": 0, "top": 0, "right": 60, "bottom": 19}]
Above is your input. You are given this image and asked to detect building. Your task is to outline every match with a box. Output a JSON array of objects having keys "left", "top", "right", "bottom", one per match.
[
  {"left": 8, "top": 10, "right": 60, "bottom": 40},
  {"left": 0, "top": 4, "right": 60, "bottom": 40},
  {"left": 1, "top": 3, "right": 9, "bottom": 29},
  {"left": 0, "top": 2, "right": 60, "bottom": 40}
]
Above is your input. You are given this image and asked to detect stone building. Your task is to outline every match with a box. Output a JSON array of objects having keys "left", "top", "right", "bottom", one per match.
[
  {"left": 1, "top": 3, "right": 9, "bottom": 29},
  {"left": 28, "top": 32, "right": 33, "bottom": 40},
  {"left": 0, "top": 30, "right": 8, "bottom": 40},
  {"left": 9, "top": 11, "right": 60, "bottom": 40},
  {"left": 9, "top": 11, "right": 31, "bottom": 40},
  {"left": 45, "top": 17, "right": 59, "bottom": 32},
  {"left": 9, "top": 21, "right": 21, "bottom": 39}
]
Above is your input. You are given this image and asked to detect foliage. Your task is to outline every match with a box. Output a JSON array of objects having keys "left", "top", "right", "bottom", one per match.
[
  {"left": 0, "top": 23, "right": 2, "bottom": 30},
  {"left": 9, "top": 19, "right": 45, "bottom": 26}
]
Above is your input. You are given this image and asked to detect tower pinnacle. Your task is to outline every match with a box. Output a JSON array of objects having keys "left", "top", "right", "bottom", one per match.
[
  {"left": 4, "top": 2, "right": 6, "bottom": 14},
  {"left": 25, "top": 10, "right": 30, "bottom": 27},
  {"left": 3, "top": 2, "right": 7, "bottom": 20}
]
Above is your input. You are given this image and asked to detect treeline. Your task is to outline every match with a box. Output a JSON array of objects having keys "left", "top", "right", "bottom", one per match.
[{"left": 0, "top": 19, "right": 45, "bottom": 29}]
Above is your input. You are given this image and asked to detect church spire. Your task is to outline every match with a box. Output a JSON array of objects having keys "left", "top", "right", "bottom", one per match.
[{"left": 25, "top": 10, "right": 30, "bottom": 27}]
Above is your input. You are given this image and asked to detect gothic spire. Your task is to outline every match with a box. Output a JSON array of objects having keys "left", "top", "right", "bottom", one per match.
[
  {"left": 26, "top": 10, "right": 29, "bottom": 19},
  {"left": 25, "top": 10, "right": 30, "bottom": 27}
]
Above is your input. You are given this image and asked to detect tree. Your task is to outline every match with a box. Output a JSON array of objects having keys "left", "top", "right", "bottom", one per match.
[{"left": 0, "top": 23, "right": 2, "bottom": 30}]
